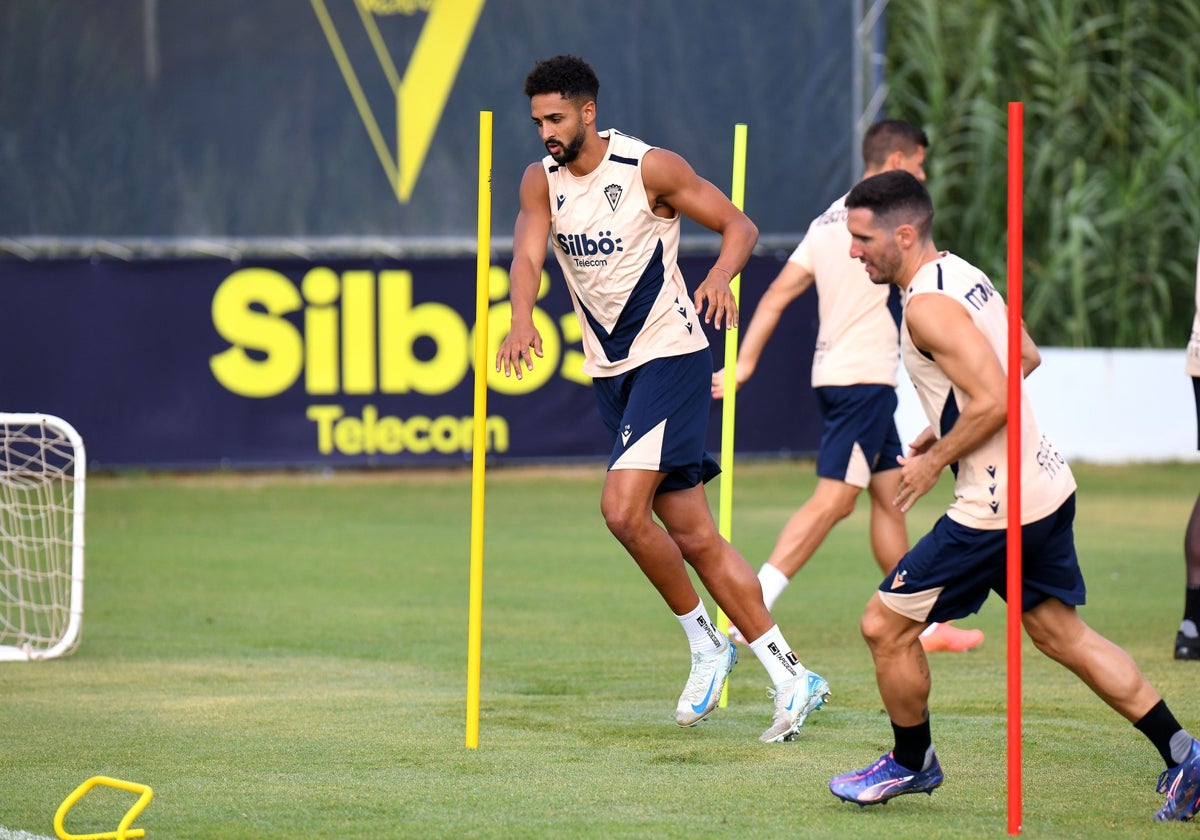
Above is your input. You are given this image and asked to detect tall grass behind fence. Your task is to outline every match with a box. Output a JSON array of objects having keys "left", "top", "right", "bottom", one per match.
[{"left": 887, "top": 0, "right": 1200, "bottom": 348}]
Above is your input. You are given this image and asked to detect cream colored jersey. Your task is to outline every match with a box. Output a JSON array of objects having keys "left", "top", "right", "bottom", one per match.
[
  {"left": 542, "top": 129, "right": 708, "bottom": 378},
  {"left": 788, "top": 194, "right": 900, "bottom": 387},
  {"left": 1188, "top": 240, "right": 1200, "bottom": 378},
  {"left": 902, "top": 253, "right": 1076, "bottom": 530}
]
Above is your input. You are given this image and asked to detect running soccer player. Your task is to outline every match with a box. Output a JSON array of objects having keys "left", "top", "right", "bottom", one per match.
[
  {"left": 496, "top": 55, "right": 829, "bottom": 741},
  {"left": 827, "top": 170, "right": 1200, "bottom": 822},
  {"left": 713, "top": 120, "right": 983, "bottom": 653}
]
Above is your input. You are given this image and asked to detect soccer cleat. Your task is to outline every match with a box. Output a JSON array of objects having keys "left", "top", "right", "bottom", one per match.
[
  {"left": 1155, "top": 738, "right": 1200, "bottom": 821},
  {"left": 1174, "top": 631, "right": 1200, "bottom": 660},
  {"left": 759, "top": 670, "right": 830, "bottom": 742},
  {"left": 675, "top": 637, "right": 736, "bottom": 727},
  {"left": 920, "top": 622, "right": 985, "bottom": 653},
  {"left": 830, "top": 751, "right": 944, "bottom": 806}
]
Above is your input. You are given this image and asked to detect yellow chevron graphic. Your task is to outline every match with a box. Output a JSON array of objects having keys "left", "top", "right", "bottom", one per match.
[{"left": 311, "top": 0, "right": 486, "bottom": 203}]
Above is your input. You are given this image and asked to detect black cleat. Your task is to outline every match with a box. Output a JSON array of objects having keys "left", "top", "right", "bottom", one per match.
[{"left": 1175, "top": 632, "right": 1200, "bottom": 660}]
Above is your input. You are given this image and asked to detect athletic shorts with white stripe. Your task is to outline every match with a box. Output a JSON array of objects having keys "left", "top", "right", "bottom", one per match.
[
  {"left": 593, "top": 348, "right": 720, "bottom": 494},
  {"left": 814, "top": 384, "right": 903, "bottom": 488},
  {"left": 879, "top": 493, "right": 1087, "bottom": 623}
]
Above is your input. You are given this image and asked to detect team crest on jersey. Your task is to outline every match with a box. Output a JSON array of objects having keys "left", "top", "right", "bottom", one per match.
[{"left": 604, "top": 183, "right": 623, "bottom": 211}]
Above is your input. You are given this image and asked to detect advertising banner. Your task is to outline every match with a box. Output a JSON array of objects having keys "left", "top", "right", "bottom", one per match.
[{"left": 2, "top": 255, "right": 821, "bottom": 470}]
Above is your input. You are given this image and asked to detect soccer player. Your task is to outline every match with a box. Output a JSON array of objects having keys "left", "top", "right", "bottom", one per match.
[
  {"left": 495, "top": 55, "right": 829, "bottom": 742},
  {"left": 712, "top": 120, "right": 983, "bottom": 653},
  {"left": 827, "top": 170, "right": 1200, "bottom": 822},
  {"left": 1178, "top": 239, "right": 1200, "bottom": 660}
]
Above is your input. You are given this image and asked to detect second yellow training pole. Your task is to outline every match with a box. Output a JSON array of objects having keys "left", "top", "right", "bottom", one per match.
[
  {"left": 466, "top": 110, "right": 492, "bottom": 749},
  {"left": 717, "top": 123, "right": 747, "bottom": 707}
]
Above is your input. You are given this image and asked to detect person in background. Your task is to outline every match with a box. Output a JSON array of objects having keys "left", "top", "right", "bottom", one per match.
[
  {"left": 713, "top": 120, "right": 983, "bottom": 653},
  {"left": 1177, "top": 239, "right": 1200, "bottom": 660}
]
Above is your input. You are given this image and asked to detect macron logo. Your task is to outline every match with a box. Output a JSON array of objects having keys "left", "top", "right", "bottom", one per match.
[
  {"left": 621, "top": 424, "right": 633, "bottom": 446},
  {"left": 557, "top": 194, "right": 566, "bottom": 210}
]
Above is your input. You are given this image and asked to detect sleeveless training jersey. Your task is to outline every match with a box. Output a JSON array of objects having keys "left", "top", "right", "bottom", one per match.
[
  {"left": 902, "top": 253, "right": 1076, "bottom": 530},
  {"left": 788, "top": 194, "right": 901, "bottom": 387},
  {"left": 1188, "top": 240, "right": 1200, "bottom": 377},
  {"left": 543, "top": 129, "right": 708, "bottom": 378}
]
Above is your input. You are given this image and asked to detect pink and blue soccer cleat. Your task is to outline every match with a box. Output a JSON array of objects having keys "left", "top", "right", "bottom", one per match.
[
  {"left": 1155, "top": 738, "right": 1200, "bottom": 821},
  {"left": 830, "top": 751, "right": 944, "bottom": 806}
]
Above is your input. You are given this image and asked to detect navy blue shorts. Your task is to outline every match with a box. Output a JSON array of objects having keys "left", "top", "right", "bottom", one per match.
[
  {"left": 592, "top": 349, "right": 720, "bottom": 494},
  {"left": 814, "top": 384, "right": 903, "bottom": 487},
  {"left": 878, "top": 494, "right": 1086, "bottom": 623}
]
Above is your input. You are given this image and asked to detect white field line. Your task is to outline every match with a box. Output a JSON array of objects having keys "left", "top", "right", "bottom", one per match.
[{"left": 0, "top": 826, "right": 56, "bottom": 840}]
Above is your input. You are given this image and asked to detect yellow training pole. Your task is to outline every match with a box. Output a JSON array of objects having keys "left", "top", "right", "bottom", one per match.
[
  {"left": 466, "top": 110, "right": 492, "bottom": 749},
  {"left": 717, "top": 123, "right": 747, "bottom": 707}
]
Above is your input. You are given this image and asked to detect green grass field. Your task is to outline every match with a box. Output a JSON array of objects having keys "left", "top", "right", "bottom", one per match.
[{"left": 1, "top": 460, "right": 1197, "bottom": 839}]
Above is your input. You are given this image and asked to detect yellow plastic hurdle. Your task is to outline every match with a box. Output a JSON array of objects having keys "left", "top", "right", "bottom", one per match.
[{"left": 54, "top": 776, "right": 154, "bottom": 840}]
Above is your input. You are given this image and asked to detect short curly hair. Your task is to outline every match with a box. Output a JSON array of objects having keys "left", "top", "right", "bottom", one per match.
[{"left": 523, "top": 55, "right": 599, "bottom": 102}]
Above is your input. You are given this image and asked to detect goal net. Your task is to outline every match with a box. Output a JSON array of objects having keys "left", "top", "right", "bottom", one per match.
[{"left": 0, "top": 413, "right": 86, "bottom": 661}]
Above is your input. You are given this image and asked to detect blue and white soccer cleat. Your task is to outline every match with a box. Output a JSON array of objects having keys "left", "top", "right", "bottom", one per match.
[
  {"left": 675, "top": 637, "right": 736, "bottom": 726},
  {"left": 759, "top": 670, "right": 830, "bottom": 742},
  {"left": 830, "top": 751, "right": 944, "bottom": 805},
  {"left": 1155, "top": 738, "right": 1200, "bottom": 821}
]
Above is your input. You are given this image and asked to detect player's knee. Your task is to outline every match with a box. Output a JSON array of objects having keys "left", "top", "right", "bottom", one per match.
[
  {"left": 600, "top": 496, "right": 640, "bottom": 543},
  {"left": 670, "top": 526, "right": 720, "bottom": 564},
  {"left": 811, "top": 484, "right": 859, "bottom": 522},
  {"left": 859, "top": 600, "right": 892, "bottom": 647},
  {"left": 1022, "top": 608, "right": 1080, "bottom": 662}
]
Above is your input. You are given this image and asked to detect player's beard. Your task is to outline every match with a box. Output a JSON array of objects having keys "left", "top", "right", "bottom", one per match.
[
  {"left": 865, "top": 245, "right": 903, "bottom": 286},
  {"left": 548, "top": 125, "right": 585, "bottom": 165}
]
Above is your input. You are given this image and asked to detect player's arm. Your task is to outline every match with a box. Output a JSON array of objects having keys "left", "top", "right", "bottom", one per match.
[
  {"left": 1021, "top": 320, "right": 1041, "bottom": 377},
  {"left": 497, "top": 162, "right": 551, "bottom": 380},
  {"left": 641, "top": 148, "right": 758, "bottom": 331},
  {"left": 712, "top": 261, "right": 814, "bottom": 397},
  {"left": 892, "top": 294, "right": 1008, "bottom": 512}
]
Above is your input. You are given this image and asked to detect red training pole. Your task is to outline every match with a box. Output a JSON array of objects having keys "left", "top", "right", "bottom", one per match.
[{"left": 1006, "top": 101, "right": 1025, "bottom": 836}]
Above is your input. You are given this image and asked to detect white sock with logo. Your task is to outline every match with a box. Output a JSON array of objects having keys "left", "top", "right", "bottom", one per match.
[
  {"left": 758, "top": 563, "right": 790, "bottom": 611},
  {"left": 749, "top": 624, "right": 803, "bottom": 686},
  {"left": 675, "top": 602, "right": 724, "bottom": 654}
]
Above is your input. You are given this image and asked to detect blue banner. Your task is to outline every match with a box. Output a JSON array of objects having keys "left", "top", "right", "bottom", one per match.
[{"left": 2, "top": 255, "right": 821, "bottom": 470}]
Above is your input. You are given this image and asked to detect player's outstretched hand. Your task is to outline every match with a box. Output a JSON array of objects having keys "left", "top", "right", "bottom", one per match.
[
  {"left": 496, "top": 324, "right": 543, "bottom": 380},
  {"left": 693, "top": 270, "right": 739, "bottom": 331},
  {"left": 711, "top": 360, "right": 754, "bottom": 399}
]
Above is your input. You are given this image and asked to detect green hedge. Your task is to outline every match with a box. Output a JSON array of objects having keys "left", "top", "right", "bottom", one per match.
[{"left": 886, "top": 0, "right": 1200, "bottom": 347}]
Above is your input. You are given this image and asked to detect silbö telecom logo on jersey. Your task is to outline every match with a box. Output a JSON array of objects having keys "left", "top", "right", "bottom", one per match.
[{"left": 554, "top": 230, "right": 624, "bottom": 268}]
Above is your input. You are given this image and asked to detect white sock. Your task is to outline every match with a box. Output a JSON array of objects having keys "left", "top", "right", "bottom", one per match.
[
  {"left": 675, "top": 602, "right": 724, "bottom": 653},
  {"left": 748, "top": 624, "right": 803, "bottom": 686},
  {"left": 758, "top": 563, "right": 790, "bottom": 611},
  {"left": 920, "top": 622, "right": 941, "bottom": 638}
]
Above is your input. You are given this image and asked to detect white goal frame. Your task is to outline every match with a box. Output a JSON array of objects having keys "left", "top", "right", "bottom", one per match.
[{"left": 0, "top": 412, "right": 86, "bottom": 661}]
